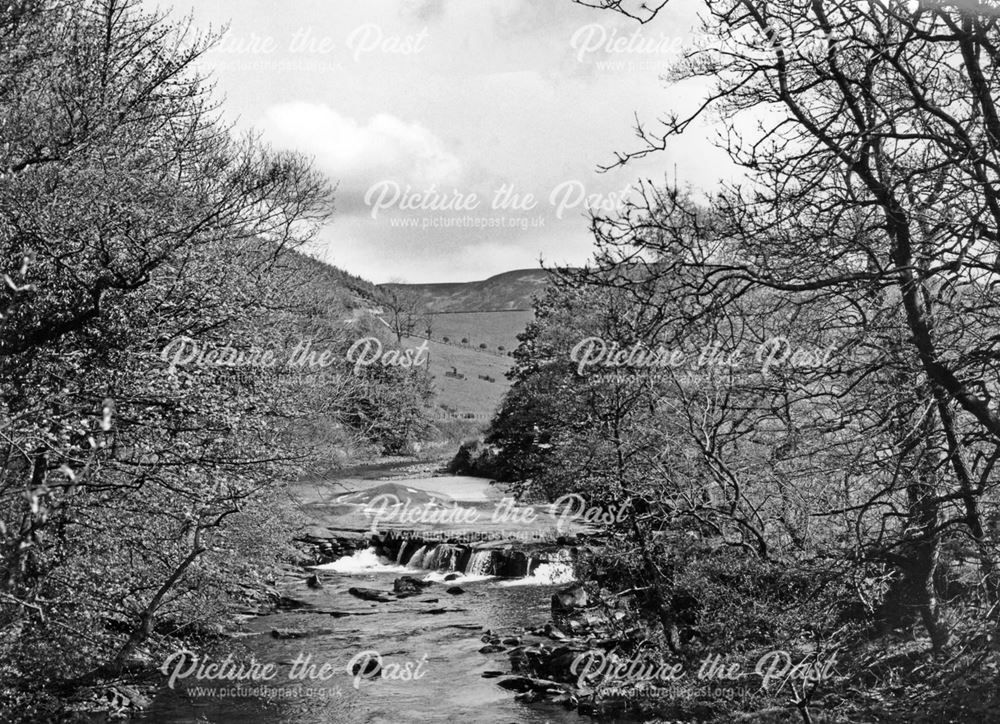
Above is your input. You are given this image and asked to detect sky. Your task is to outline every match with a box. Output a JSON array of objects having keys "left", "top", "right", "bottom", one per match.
[{"left": 166, "top": 0, "right": 738, "bottom": 283}]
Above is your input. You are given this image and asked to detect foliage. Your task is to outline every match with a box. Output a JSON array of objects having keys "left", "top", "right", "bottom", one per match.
[
  {"left": 0, "top": 0, "right": 429, "bottom": 714},
  {"left": 485, "top": 0, "right": 1000, "bottom": 717}
]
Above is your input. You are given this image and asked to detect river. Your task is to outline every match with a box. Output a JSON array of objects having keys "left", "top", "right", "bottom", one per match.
[{"left": 136, "top": 464, "right": 599, "bottom": 723}]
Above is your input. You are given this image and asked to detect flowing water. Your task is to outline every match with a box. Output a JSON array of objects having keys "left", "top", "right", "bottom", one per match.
[{"left": 137, "top": 467, "right": 593, "bottom": 724}]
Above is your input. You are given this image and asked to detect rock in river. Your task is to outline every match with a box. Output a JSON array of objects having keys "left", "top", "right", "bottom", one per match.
[
  {"left": 348, "top": 587, "right": 392, "bottom": 603},
  {"left": 270, "top": 628, "right": 309, "bottom": 639},
  {"left": 394, "top": 575, "right": 433, "bottom": 596},
  {"left": 551, "top": 582, "right": 588, "bottom": 615}
]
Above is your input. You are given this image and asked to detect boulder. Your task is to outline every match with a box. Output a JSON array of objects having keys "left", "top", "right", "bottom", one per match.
[
  {"left": 305, "top": 574, "right": 323, "bottom": 589},
  {"left": 551, "top": 583, "right": 588, "bottom": 616},
  {"left": 497, "top": 676, "right": 534, "bottom": 692},
  {"left": 420, "top": 607, "right": 464, "bottom": 615},
  {"left": 394, "top": 575, "right": 433, "bottom": 596},
  {"left": 543, "top": 623, "right": 568, "bottom": 640},
  {"left": 497, "top": 676, "right": 566, "bottom": 694},
  {"left": 270, "top": 628, "right": 309, "bottom": 639},
  {"left": 446, "top": 586, "right": 465, "bottom": 595},
  {"left": 347, "top": 587, "right": 392, "bottom": 603}
]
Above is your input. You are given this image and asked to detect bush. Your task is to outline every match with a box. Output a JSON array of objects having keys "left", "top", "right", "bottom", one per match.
[{"left": 446, "top": 438, "right": 501, "bottom": 477}]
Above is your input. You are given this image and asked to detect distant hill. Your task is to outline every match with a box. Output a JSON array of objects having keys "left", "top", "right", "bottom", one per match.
[{"left": 382, "top": 269, "right": 551, "bottom": 313}]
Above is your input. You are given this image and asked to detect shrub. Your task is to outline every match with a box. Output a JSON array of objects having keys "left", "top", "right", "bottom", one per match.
[{"left": 446, "top": 438, "right": 501, "bottom": 477}]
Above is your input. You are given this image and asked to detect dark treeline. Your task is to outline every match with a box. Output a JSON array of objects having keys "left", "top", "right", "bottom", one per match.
[{"left": 0, "top": 1, "right": 428, "bottom": 718}]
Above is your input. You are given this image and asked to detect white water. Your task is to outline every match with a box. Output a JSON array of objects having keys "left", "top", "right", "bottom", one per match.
[
  {"left": 497, "top": 549, "right": 576, "bottom": 586},
  {"left": 496, "top": 561, "right": 576, "bottom": 586},
  {"left": 312, "top": 547, "right": 410, "bottom": 574},
  {"left": 466, "top": 550, "right": 494, "bottom": 576},
  {"left": 319, "top": 546, "right": 576, "bottom": 586},
  {"left": 421, "top": 570, "right": 495, "bottom": 583},
  {"left": 407, "top": 544, "right": 429, "bottom": 568}
]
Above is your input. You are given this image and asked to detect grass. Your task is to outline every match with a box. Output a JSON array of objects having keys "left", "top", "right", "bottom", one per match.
[
  {"left": 395, "top": 309, "right": 534, "bottom": 422},
  {"left": 425, "top": 310, "right": 533, "bottom": 354},
  {"left": 404, "top": 334, "right": 514, "bottom": 420}
]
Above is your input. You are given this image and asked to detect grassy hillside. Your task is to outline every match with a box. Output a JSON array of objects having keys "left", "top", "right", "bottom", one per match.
[
  {"left": 401, "top": 334, "right": 514, "bottom": 423},
  {"left": 427, "top": 310, "right": 534, "bottom": 353},
  {"left": 374, "top": 269, "right": 558, "bottom": 426}
]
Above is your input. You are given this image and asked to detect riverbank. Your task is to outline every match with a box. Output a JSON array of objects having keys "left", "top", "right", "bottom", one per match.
[{"left": 53, "top": 456, "right": 1000, "bottom": 724}]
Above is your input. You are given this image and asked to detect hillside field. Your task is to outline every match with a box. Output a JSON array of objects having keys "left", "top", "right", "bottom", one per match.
[
  {"left": 426, "top": 310, "right": 533, "bottom": 353},
  {"left": 406, "top": 335, "right": 514, "bottom": 424}
]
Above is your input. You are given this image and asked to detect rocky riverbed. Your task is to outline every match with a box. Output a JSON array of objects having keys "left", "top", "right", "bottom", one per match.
[{"left": 119, "top": 464, "right": 621, "bottom": 723}]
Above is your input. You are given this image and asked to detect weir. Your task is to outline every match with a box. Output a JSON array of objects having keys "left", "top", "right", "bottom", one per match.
[{"left": 372, "top": 532, "right": 576, "bottom": 579}]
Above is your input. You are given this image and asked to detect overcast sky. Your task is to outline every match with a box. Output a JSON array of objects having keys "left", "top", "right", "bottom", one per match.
[{"left": 168, "top": 0, "right": 737, "bottom": 283}]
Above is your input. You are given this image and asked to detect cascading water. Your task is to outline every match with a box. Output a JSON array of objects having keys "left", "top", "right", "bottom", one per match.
[
  {"left": 423, "top": 546, "right": 442, "bottom": 569},
  {"left": 442, "top": 546, "right": 460, "bottom": 571},
  {"left": 465, "top": 550, "right": 494, "bottom": 576},
  {"left": 407, "top": 545, "right": 428, "bottom": 568},
  {"left": 498, "top": 548, "right": 576, "bottom": 586}
]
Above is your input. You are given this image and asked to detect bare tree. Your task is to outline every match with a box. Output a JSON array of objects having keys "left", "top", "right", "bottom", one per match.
[
  {"left": 381, "top": 283, "right": 425, "bottom": 343},
  {"left": 559, "top": 0, "right": 1000, "bottom": 649}
]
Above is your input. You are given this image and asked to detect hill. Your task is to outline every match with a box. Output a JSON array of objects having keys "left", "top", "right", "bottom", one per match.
[
  {"left": 372, "top": 270, "right": 559, "bottom": 428},
  {"left": 382, "top": 268, "right": 551, "bottom": 313}
]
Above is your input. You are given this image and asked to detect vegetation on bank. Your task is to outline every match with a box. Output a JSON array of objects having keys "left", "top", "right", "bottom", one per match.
[
  {"left": 0, "top": 2, "right": 429, "bottom": 719},
  {"left": 481, "top": 1, "right": 1000, "bottom": 720}
]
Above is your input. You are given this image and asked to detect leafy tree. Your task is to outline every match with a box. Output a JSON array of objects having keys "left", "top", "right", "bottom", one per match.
[{"left": 0, "top": 1, "right": 429, "bottom": 714}]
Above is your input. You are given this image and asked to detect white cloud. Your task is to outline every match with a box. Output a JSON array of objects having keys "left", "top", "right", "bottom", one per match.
[{"left": 257, "top": 102, "right": 463, "bottom": 193}]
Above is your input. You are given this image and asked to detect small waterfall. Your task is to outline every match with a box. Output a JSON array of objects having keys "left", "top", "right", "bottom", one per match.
[
  {"left": 423, "top": 545, "right": 443, "bottom": 569},
  {"left": 395, "top": 541, "right": 410, "bottom": 565},
  {"left": 407, "top": 545, "right": 428, "bottom": 568},
  {"left": 442, "top": 546, "right": 460, "bottom": 571},
  {"left": 498, "top": 548, "right": 575, "bottom": 586},
  {"left": 465, "top": 550, "right": 493, "bottom": 576},
  {"left": 314, "top": 547, "right": 403, "bottom": 574}
]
